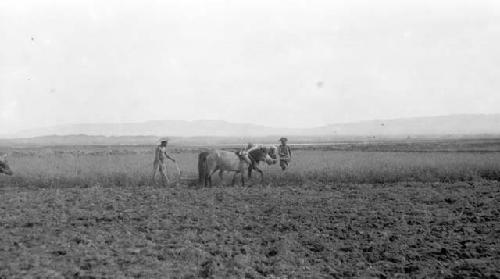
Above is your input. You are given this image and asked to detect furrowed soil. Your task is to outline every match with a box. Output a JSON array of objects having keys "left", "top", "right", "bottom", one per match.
[{"left": 0, "top": 181, "right": 498, "bottom": 278}]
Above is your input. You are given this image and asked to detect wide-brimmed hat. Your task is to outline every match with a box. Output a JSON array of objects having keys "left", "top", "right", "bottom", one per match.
[
  {"left": 160, "top": 138, "right": 170, "bottom": 143},
  {"left": 279, "top": 137, "right": 288, "bottom": 142}
]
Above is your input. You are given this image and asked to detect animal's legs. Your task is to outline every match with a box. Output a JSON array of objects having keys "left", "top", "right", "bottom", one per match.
[
  {"left": 218, "top": 170, "right": 224, "bottom": 185},
  {"left": 231, "top": 171, "right": 239, "bottom": 186},
  {"left": 238, "top": 163, "right": 249, "bottom": 187},
  {"left": 241, "top": 171, "right": 245, "bottom": 186},
  {"left": 207, "top": 168, "right": 219, "bottom": 187},
  {"left": 253, "top": 165, "right": 264, "bottom": 183},
  {"left": 204, "top": 172, "right": 211, "bottom": 188}
]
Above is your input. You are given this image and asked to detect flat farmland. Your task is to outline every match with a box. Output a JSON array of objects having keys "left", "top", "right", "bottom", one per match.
[
  {"left": 0, "top": 142, "right": 499, "bottom": 278},
  {"left": 4, "top": 144, "right": 500, "bottom": 187}
]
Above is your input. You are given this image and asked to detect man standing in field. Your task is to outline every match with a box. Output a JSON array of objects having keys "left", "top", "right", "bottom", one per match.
[
  {"left": 152, "top": 139, "right": 176, "bottom": 185},
  {"left": 278, "top": 137, "right": 292, "bottom": 170}
]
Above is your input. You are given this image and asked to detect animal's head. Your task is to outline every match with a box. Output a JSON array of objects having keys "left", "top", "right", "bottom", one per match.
[
  {"left": 0, "top": 154, "right": 13, "bottom": 176},
  {"left": 267, "top": 145, "right": 278, "bottom": 161},
  {"left": 260, "top": 146, "right": 279, "bottom": 165}
]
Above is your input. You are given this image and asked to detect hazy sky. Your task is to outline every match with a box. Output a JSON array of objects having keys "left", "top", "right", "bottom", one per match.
[{"left": 1, "top": 0, "right": 499, "bottom": 134}]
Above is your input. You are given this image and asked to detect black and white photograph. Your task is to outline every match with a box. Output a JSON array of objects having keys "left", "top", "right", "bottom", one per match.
[{"left": 1, "top": 0, "right": 499, "bottom": 278}]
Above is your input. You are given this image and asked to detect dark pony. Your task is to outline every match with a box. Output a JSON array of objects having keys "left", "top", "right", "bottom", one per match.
[{"left": 247, "top": 145, "right": 278, "bottom": 183}]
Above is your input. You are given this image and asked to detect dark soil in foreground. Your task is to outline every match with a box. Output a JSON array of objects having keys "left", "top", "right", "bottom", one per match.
[{"left": 0, "top": 181, "right": 499, "bottom": 278}]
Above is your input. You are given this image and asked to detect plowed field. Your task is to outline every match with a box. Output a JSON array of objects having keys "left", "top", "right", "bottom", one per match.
[{"left": 1, "top": 181, "right": 498, "bottom": 278}]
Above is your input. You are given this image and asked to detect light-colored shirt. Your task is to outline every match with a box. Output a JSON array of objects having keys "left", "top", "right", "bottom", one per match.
[
  {"left": 278, "top": 144, "right": 291, "bottom": 157},
  {"left": 155, "top": 145, "right": 171, "bottom": 163}
]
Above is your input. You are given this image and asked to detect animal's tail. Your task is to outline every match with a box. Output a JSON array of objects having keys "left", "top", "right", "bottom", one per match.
[{"left": 198, "top": 152, "right": 208, "bottom": 184}]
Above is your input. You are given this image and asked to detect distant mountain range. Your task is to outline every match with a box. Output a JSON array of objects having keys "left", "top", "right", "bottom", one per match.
[
  {"left": 311, "top": 114, "right": 500, "bottom": 136},
  {"left": 5, "top": 114, "right": 500, "bottom": 141},
  {"left": 11, "top": 120, "right": 295, "bottom": 138}
]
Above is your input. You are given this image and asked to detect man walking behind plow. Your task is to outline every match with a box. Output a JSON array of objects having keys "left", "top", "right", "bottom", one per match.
[
  {"left": 152, "top": 138, "right": 177, "bottom": 186},
  {"left": 278, "top": 137, "right": 292, "bottom": 170}
]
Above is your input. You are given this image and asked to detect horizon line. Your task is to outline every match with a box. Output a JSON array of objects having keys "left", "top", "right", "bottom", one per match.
[{"left": 6, "top": 112, "right": 500, "bottom": 136}]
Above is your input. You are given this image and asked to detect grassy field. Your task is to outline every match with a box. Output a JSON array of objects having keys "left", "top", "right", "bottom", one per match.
[
  {"left": 0, "top": 141, "right": 499, "bottom": 278},
  {"left": 4, "top": 146, "right": 500, "bottom": 187}
]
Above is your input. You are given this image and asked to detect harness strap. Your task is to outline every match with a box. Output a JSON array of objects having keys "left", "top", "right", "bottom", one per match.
[{"left": 247, "top": 152, "right": 256, "bottom": 164}]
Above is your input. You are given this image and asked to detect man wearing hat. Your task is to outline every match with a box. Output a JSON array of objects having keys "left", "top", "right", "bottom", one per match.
[
  {"left": 278, "top": 137, "right": 292, "bottom": 170},
  {"left": 152, "top": 138, "right": 176, "bottom": 185}
]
